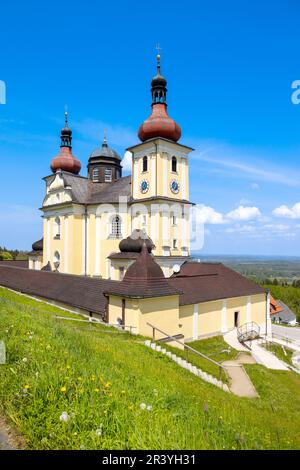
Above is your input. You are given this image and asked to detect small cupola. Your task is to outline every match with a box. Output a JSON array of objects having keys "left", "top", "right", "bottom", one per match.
[
  {"left": 87, "top": 130, "right": 122, "bottom": 183},
  {"left": 50, "top": 111, "right": 81, "bottom": 175}
]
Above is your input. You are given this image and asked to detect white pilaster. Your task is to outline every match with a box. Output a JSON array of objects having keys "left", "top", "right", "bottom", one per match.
[
  {"left": 86, "top": 215, "right": 90, "bottom": 275},
  {"left": 193, "top": 304, "right": 199, "bottom": 340},
  {"left": 133, "top": 158, "right": 139, "bottom": 199},
  {"left": 95, "top": 215, "right": 101, "bottom": 276},
  {"left": 64, "top": 216, "right": 68, "bottom": 273},
  {"left": 151, "top": 155, "right": 156, "bottom": 196},
  {"left": 46, "top": 218, "right": 51, "bottom": 264},
  {"left": 181, "top": 157, "right": 187, "bottom": 200},
  {"left": 163, "top": 154, "right": 168, "bottom": 196},
  {"left": 246, "top": 295, "right": 251, "bottom": 323},
  {"left": 82, "top": 217, "right": 86, "bottom": 275},
  {"left": 221, "top": 300, "right": 227, "bottom": 333}
]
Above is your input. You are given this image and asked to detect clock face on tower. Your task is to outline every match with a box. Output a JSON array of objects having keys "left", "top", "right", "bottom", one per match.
[
  {"left": 140, "top": 179, "right": 149, "bottom": 194},
  {"left": 170, "top": 179, "right": 180, "bottom": 194}
]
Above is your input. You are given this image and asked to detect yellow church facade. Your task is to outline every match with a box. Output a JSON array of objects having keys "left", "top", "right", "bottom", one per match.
[{"left": 21, "top": 53, "right": 271, "bottom": 345}]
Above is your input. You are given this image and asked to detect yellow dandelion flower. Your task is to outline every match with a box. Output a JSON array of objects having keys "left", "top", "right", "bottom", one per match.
[
  {"left": 104, "top": 382, "right": 111, "bottom": 389},
  {"left": 60, "top": 386, "right": 67, "bottom": 393},
  {"left": 24, "top": 384, "right": 30, "bottom": 389},
  {"left": 94, "top": 388, "right": 100, "bottom": 393},
  {"left": 66, "top": 365, "right": 71, "bottom": 370}
]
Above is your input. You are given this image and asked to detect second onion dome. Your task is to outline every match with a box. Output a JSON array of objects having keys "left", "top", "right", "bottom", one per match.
[{"left": 50, "top": 112, "right": 81, "bottom": 175}]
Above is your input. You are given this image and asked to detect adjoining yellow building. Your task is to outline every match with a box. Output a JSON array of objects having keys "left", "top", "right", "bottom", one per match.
[{"left": 19, "top": 53, "right": 271, "bottom": 344}]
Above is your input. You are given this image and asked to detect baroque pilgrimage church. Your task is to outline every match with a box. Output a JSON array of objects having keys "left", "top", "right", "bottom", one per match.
[
  {"left": 30, "top": 53, "right": 192, "bottom": 279},
  {"left": 0, "top": 54, "right": 271, "bottom": 343}
]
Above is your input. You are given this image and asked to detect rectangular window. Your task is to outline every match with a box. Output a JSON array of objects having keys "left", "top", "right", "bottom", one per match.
[
  {"left": 92, "top": 168, "right": 99, "bottom": 182},
  {"left": 142, "top": 215, "right": 147, "bottom": 226},
  {"left": 105, "top": 168, "right": 112, "bottom": 182},
  {"left": 172, "top": 215, "right": 177, "bottom": 226},
  {"left": 173, "top": 239, "right": 178, "bottom": 249}
]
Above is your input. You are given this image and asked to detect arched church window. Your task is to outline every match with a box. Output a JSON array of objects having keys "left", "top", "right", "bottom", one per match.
[
  {"left": 53, "top": 251, "right": 60, "bottom": 271},
  {"left": 143, "top": 156, "right": 148, "bottom": 172},
  {"left": 111, "top": 215, "right": 122, "bottom": 238},
  {"left": 172, "top": 156, "right": 177, "bottom": 173},
  {"left": 54, "top": 217, "right": 61, "bottom": 239}
]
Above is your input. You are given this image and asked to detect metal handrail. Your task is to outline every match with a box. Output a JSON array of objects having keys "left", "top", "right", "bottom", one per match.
[
  {"left": 237, "top": 321, "right": 260, "bottom": 343},
  {"left": 146, "top": 321, "right": 225, "bottom": 370}
]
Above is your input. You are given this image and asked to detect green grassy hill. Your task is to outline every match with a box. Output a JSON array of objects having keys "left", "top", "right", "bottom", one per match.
[{"left": 1, "top": 287, "right": 300, "bottom": 450}]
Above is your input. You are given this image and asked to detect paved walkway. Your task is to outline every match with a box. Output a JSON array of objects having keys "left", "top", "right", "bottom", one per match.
[
  {"left": 222, "top": 353, "right": 258, "bottom": 398},
  {"left": 272, "top": 325, "right": 300, "bottom": 345},
  {"left": 251, "top": 341, "right": 289, "bottom": 370},
  {"left": 223, "top": 329, "right": 249, "bottom": 352},
  {"left": 0, "top": 420, "right": 15, "bottom": 450}
]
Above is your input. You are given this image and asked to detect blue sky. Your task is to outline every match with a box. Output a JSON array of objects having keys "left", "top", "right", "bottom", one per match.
[{"left": 1, "top": 0, "right": 300, "bottom": 255}]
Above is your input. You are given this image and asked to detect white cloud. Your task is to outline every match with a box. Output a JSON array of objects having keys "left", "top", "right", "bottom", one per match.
[
  {"left": 272, "top": 202, "right": 300, "bottom": 219},
  {"left": 195, "top": 204, "right": 225, "bottom": 224},
  {"left": 122, "top": 151, "right": 132, "bottom": 173},
  {"left": 226, "top": 205, "right": 261, "bottom": 221}
]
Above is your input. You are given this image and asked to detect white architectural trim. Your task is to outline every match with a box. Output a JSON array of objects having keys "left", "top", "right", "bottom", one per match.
[
  {"left": 181, "top": 157, "right": 186, "bottom": 200},
  {"left": 193, "top": 304, "right": 199, "bottom": 340},
  {"left": 246, "top": 295, "right": 251, "bottom": 323},
  {"left": 163, "top": 153, "right": 168, "bottom": 196},
  {"left": 151, "top": 154, "right": 156, "bottom": 196},
  {"left": 221, "top": 300, "right": 227, "bottom": 333},
  {"left": 82, "top": 216, "right": 86, "bottom": 275},
  {"left": 95, "top": 215, "right": 101, "bottom": 276},
  {"left": 64, "top": 216, "right": 68, "bottom": 273},
  {"left": 86, "top": 215, "right": 90, "bottom": 275},
  {"left": 133, "top": 158, "right": 139, "bottom": 199},
  {"left": 46, "top": 218, "right": 51, "bottom": 264},
  {"left": 106, "top": 258, "right": 111, "bottom": 279}
]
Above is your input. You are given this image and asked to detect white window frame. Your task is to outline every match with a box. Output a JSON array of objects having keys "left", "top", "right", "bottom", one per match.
[
  {"left": 92, "top": 168, "right": 99, "bottom": 182},
  {"left": 105, "top": 168, "right": 112, "bottom": 182}
]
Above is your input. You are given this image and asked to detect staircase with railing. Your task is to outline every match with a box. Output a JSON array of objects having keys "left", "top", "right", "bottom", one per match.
[
  {"left": 237, "top": 321, "right": 260, "bottom": 345},
  {"left": 145, "top": 322, "right": 230, "bottom": 392}
]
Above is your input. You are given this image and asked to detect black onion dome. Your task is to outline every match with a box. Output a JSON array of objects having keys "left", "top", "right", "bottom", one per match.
[
  {"left": 151, "top": 72, "right": 167, "bottom": 87},
  {"left": 32, "top": 238, "right": 43, "bottom": 252},
  {"left": 90, "top": 140, "right": 121, "bottom": 160},
  {"left": 61, "top": 125, "right": 72, "bottom": 136},
  {"left": 119, "top": 229, "right": 155, "bottom": 253}
]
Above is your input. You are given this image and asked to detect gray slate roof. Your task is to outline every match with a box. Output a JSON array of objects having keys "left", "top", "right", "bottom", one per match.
[
  {"left": 273, "top": 300, "right": 296, "bottom": 323},
  {"left": 56, "top": 172, "right": 131, "bottom": 205}
]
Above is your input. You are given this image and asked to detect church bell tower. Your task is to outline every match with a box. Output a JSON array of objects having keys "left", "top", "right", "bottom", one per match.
[{"left": 127, "top": 52, "right": 193, "bottom": 268}]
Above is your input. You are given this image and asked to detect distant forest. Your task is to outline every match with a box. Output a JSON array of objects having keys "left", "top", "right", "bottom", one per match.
[{"left": 0, "top": 247, "right": 28, "bottom": 261}]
